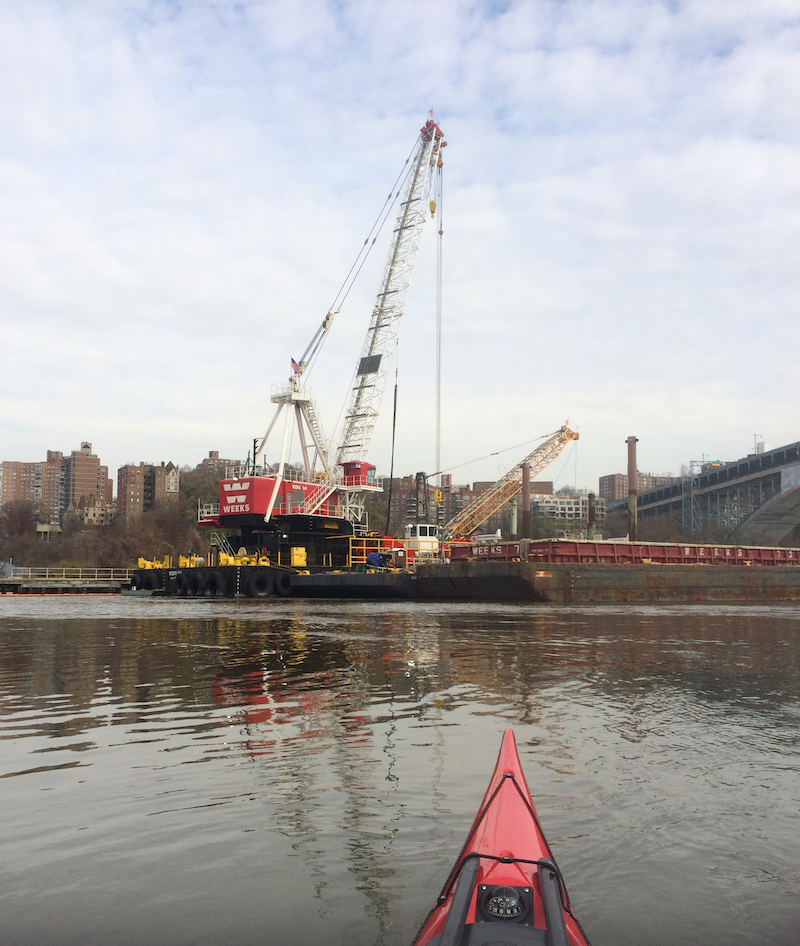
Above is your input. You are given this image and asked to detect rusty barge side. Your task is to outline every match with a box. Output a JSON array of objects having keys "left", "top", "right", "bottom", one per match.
[
  {"left": 418, "top": 537, "right": 800, "bottom": 602},
  {"left": 415, "top": 560, "right": 800, "bottom": 603}
]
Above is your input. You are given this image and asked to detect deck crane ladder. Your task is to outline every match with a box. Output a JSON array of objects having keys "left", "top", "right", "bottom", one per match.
[
  {"left": 443, "top": 424, "right": 579, "bottom": 540},
  {"left": 251, "top": 117, "right": 445, "bottom": 527}
]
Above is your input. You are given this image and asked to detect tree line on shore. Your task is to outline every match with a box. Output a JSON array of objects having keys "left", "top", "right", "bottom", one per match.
[{"left": 0, "top": 467, "right": 221, "bottom": 568}]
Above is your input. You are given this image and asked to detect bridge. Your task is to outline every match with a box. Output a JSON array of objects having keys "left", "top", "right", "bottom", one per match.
[{"left": 608, "top": 440, "right": 800, "bottom": 545}]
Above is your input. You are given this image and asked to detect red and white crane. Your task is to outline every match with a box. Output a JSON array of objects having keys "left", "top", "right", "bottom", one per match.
[{"left": 202, "top": 117, "right": 445, "bottom": 533}]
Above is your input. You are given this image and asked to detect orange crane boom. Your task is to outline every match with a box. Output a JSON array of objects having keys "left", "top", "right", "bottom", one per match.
[{"left": 443, "top": 425, "right": 579, "bottom": 540}]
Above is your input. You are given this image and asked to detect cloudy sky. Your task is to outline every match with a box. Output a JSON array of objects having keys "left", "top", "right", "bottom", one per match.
[{"left": 2, "top": 0, "right": 798, "bottom": 493}]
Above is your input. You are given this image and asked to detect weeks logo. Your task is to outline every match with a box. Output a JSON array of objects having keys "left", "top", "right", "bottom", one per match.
[{"left": 222, "top": 481, "right": 251, "bottom": 513}]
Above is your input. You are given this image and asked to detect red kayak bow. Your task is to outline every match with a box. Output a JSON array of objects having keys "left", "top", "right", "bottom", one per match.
[{"left": 411, "top": 729, "right": 591, "bottom": 946}]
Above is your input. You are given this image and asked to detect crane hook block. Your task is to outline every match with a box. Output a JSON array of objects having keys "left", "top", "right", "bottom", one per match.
[{"left": 429, "top": 200, "right": 437, "bottom": 218}]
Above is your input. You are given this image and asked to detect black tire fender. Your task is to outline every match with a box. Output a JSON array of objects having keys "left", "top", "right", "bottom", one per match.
[
  {"left": 274, "top": 572, "right": 291, "bottom": 596},
  {"left": 143, "top": 570, "right": 161, "bottom": 592},
  {"left": 246, "top": 569, "right": 273, "bottom": 598},
  {"left": 185, "top": 572, "right": 204, "bottom": 597},
  {"left": 206, "top": 570, "right": 227, "bottom": 597}
]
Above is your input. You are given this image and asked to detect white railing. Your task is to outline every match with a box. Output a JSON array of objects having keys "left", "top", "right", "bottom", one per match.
[{"left": 8, "top": 567, "right": 134, "bottom": 580}]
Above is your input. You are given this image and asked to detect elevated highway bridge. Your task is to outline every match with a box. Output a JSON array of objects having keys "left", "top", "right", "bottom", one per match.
[{"left": 609, "top": 440, "right": 800, "bottom": 545}]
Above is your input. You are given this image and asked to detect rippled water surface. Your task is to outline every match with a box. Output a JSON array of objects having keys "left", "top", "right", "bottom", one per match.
[{"left": 0, "top": 597, "right": 798, "bottom": 946}]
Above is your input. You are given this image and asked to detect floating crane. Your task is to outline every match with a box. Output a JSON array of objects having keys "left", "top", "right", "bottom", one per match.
[
  {"left": 202, "top": 117, "right": 446, "bottom": 539},
  {"left": 443, "top": 425, "right": 579, "bottom": 540}
]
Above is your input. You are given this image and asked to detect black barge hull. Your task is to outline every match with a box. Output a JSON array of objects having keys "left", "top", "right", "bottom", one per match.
[
  {"left": 126, "top": 561, "right": 800, "bottom": 603},
  {"left": 130, "top": 565, "right": 419, "bottom": 600},
  {"left": 414, "top": 560, "right": 800, "bottom": 602}
]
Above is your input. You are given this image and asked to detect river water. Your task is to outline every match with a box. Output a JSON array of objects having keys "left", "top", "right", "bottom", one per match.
[{"left": 0, "top": 597, "right": 797, "bottom": 946}]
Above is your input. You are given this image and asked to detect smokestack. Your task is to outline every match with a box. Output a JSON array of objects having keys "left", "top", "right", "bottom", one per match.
[
  {"left": 588, "top": 491, "right": 596, "bottom": 537},
  {"left": 626, "top": 436, "right": 638, "bottom": 541},
  {"left": 521, "top": 462, "right": 531, "bottom": 539}
]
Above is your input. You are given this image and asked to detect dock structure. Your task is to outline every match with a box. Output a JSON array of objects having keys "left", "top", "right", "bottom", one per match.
[
  {"left": 0, "top": 566, "right": 133, "bottom": 595},
  {"left": 608, "top": 440, "right": 800, "bottom": 544}
]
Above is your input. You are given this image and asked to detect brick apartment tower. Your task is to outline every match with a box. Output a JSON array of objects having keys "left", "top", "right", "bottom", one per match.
[
  {"left": 117, "top": 462, "right": 175, "bottom": 516},
  {"left": 64, "top": 443, "right": 110, "bottom": 509},
  {"left": 2, "top": 444, "right": 110, "bottom": 522}
]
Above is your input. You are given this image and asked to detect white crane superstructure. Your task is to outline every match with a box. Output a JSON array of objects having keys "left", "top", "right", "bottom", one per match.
[
  {"left": 336, "top": 117, "right": 445, "bottom": 520},
  {"left": 239, "top": 116, "right": 445, "bottom": 529}
]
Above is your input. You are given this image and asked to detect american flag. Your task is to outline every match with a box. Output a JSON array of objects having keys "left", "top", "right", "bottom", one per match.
[{"left": 291, "top": 358, "right": 301, "bottom": 374}]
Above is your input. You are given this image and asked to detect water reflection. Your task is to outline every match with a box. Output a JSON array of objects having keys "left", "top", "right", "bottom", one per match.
[{"left": 0, "top": 601, "right": 798, "bottom": 945}]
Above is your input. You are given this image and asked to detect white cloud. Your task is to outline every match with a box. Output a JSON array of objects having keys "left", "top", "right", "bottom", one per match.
[{"left": 0, "top": 0, "right": 798, "bottom": 493}]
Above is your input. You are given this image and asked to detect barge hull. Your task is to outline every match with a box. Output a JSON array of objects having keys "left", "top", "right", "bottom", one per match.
[
  {"left": 129, "top": 565, "right": 419, "bottom": 600},
  {"left": 415, "top": 561, "right": 800, "bottom": 603},
  {"left": 291, "top": 571, "right": 419, "bottom": 599}
]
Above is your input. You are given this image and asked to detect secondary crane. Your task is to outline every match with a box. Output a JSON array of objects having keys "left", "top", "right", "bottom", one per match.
[
  {"left": 443, "top": 425, "right": 579, "bottom": 540},
  {"left": 203, "top": 116, "right": 446, "bottom": 538}
]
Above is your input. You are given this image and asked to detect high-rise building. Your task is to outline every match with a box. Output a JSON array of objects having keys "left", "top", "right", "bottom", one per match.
[
  {"left": 63, "top": 443, "right": 110, "bottom": 510},
  {"left": 118, "top": 464, "right": 146, "bottom": 517},
  {"left": 0, "top": 461, "right": 41, "bottom": 509},
  {"left": 2, "top": 442, "right": 111, "bottom": 523},
  {"left": 40, "top": 451, "right": 65, "bottom": 523}
]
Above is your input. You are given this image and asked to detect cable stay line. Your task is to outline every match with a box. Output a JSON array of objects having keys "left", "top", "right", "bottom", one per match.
[{"left": 430, "top": 429, "right": 566, "bottom": 479}]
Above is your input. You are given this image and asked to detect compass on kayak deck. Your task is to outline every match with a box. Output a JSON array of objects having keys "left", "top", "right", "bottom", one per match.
[{"left": 477, "top": 884, "right": 532, "bottom": 924}]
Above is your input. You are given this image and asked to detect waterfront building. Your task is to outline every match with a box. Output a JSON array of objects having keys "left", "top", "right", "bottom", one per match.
[{"left": 117, "top": 461, "right": 178, "bottom": 517}]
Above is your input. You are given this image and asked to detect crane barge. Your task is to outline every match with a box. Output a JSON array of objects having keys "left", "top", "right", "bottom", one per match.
[{"left": 132, "top": 117, "right": 446, "bottom": 594}]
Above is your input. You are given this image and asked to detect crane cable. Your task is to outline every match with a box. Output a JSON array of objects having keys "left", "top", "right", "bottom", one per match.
[
  {"left": 429, "top": 428, "right": 567, "bottom": 479},
  {"left": 325, "top": 141, "right": 426, "bottom": 441},
  {"left": 303, "top": 137, "right": 422, "bottom": 383},
  {"left": 434, "top": 152, "right": 443, "bottom": 487}
]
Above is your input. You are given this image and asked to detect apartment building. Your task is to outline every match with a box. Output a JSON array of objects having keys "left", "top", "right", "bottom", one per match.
[
  {"left": 64, "top": 443, "right": 111, "bottom": 510},
  {"left": 531, "top": 492, "right": 607, "bottom": 522},
  {"left": 201, "top": 451, "right": 241, "bottom": 476},
  {"left": 1, "top": 443, "right": 110, "bottom": 522},
  {"left": 117, "top": 461, "right": 179, "bottom": 516},
  {"left": 598, "top": 472, "right": 678, "bottom": 503}
]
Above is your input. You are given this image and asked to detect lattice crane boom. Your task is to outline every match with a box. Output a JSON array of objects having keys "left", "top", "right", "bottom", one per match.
[
  {"left": 444, "top": 425, "right": 579, "bottom": 540},
  {"left": 335, "top": 119, "right": 445, "bottom": 466}
]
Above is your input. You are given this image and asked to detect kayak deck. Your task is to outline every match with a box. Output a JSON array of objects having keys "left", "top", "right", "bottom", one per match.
[{"left": 411, "top": 729, "right": 591, "bottom": 946}]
